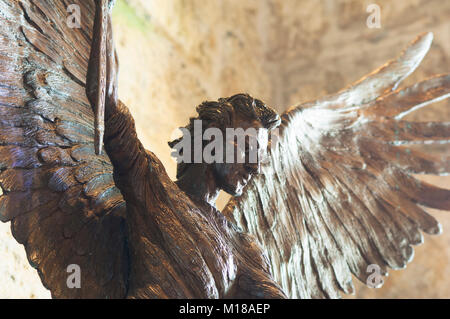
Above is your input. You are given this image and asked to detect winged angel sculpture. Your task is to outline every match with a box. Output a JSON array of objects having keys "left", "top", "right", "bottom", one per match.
[{"left": 0, "top": 0, "right": 449, "bottom": 299}]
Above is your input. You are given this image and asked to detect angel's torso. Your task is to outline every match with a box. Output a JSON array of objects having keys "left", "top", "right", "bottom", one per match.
[{"left": 121, "top": 151, "right": 285, "bottom": 299}]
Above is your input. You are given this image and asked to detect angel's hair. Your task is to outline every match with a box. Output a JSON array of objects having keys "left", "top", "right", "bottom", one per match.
[{"left": 168, "top": 93, "right": 280, "bottom": 179}]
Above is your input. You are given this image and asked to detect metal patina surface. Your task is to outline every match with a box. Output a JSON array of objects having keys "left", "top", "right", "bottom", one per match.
[{"left": 0, "top": 0, "right": 448, "bottom": 298}]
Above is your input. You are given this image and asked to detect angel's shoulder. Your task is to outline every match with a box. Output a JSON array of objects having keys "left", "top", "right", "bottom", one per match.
[{"left": 221, "top": 215, "right": 272, "bottom": 275}]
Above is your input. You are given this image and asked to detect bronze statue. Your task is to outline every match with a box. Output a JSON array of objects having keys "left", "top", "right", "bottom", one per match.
[{"left": 0, "top": 0, "right": 449, "bottom": 298}]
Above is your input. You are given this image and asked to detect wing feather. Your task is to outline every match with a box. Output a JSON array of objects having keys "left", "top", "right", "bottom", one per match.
[
  {"left": 224, "top": 32, "right": 450, "bottom": 298},
  {"left": 0, "top": 0, "right": 128, "bottom": 298}
]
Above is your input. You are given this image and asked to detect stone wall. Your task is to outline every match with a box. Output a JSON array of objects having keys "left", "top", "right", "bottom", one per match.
[{"left": 0, "top": 0, "right": 448, "bottom": 298}]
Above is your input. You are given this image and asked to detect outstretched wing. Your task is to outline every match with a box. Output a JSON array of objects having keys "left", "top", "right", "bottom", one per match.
[
  {"left": 223, "top": 32, "right": 450, "bottom": 298},
  {"left": 0, "top": 0, "right": 128, "bottom": 298}
]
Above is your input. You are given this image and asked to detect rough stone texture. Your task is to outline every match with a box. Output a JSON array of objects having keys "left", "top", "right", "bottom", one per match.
[{"left": 0, "top": 0, "right": 448, "bottom": 298}]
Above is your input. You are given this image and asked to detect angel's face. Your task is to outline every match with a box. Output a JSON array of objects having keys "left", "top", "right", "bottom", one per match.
[{"left": 213, "top": 119, "right": 268, "bottom": 196}]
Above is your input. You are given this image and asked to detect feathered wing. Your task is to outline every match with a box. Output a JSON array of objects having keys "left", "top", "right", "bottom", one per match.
[
  {"left": 0, "top": 0, "right": 128, "bottom": 297},
  {"left": 223, "top": 32, "right": 450, "bottom": 298}
]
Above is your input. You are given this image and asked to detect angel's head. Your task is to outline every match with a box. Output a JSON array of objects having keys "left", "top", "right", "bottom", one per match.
[{"left": 169, "top": 93, "right": 280, "bottom": 197}]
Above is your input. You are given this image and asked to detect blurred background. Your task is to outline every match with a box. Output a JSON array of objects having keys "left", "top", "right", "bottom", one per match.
[{"left": 0, "top": 0, "right": 448, "bottom": 298}]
